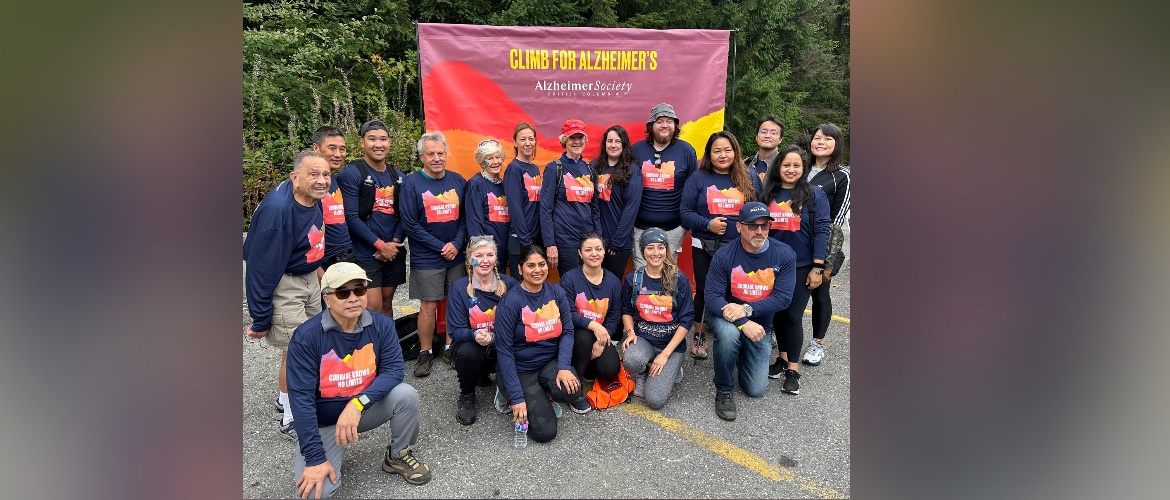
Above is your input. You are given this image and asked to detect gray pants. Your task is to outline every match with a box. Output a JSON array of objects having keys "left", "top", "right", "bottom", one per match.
[
  {"left": 622, "top": 340, "right": 684, "bottom": 410},
  {"left": 293, "top": 383, "right": 421, "bottom": 498}
]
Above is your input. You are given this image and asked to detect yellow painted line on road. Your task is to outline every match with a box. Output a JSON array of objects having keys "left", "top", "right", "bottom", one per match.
[
  {"left": 804, "top": 309, "right": 850, "bottom": 324},
  {"left": 620, "top": 403, "right": 845, "bottom": 499}
]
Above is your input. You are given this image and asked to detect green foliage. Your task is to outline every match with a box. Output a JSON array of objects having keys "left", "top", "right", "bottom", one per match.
[{"left": 242, "top": 0, "right": 850, "bottom": 228}]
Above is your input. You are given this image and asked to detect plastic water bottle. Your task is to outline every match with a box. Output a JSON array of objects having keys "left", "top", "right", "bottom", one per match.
[{"left": 513, "top": 421, "right": 528, "bottom": 449}]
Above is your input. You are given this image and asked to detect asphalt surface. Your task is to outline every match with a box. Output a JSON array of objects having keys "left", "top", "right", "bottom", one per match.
[{"left": 243, "top": 225, "right": 851, "bottom": 498}]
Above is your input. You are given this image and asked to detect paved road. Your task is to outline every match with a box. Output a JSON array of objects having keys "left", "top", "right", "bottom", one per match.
[{"left": 243, "top": 226, "right": 851, "bottom": 498}]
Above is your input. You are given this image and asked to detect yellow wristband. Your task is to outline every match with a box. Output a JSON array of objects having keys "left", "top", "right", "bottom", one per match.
[
  {"left": 736, "top": 324, "right": 744, "bottom": 331},
  {"left": 350, "top": 398, "right": 365, "bottom": 411}
]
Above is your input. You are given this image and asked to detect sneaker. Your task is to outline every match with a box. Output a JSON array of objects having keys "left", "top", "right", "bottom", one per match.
[
  {"left": 442, "top": 346, "right": 454, "bottom": 368},
  {"left": 768, "top": 360, "right": 786, "bottom": 379},
  {"left": 782, "top": 369, "right": 801, "bottom": 395},
  {"left": 568, "top": 397, "right": 592, "bottom": 414},
  {"left": 278, "top": 420, "right": 298, "bottom": 442},
  {"left": 551, "top": 400, "right": 564, "bottom": 418},
  {"left": 477, "top": 373, "right": 493, "bottom": 387},
  {"left": 691, "top": 330, "right": 709, "bottom": 359},
  {"left": 493, "top": 387, "right": 512, "bottom": 414},
  {"left": 802, "top": 341, "right": 825, "bottom": 366},
  {"left": 382, "top": 446, "right": 433, "bottom": 485},
  {"left": 273, "top": 400, "right": 284, "bottom": 421},
  {"left": 715, "top": 393, "right": 737, "bottom": 421},
  {"left": 456, "top": 393, "right": 477, "bottom": 426},
  {"left": 414, "top": 351, "right": 433, "bottom": 378}
]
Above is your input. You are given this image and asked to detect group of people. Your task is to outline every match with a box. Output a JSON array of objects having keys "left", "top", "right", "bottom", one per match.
[{"left": 243, "top": 102, "right": 850, "bottom": 498}]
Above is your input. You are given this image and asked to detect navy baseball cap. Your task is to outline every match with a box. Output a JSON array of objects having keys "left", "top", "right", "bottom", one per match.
[{"left": 738, "top": 201, "right": 772, "bottom": 223}]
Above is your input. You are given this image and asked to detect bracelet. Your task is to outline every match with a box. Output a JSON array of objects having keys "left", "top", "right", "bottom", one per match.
[
  {"left": 374, "top": 239, "right": 385, "bottom": 249},
  {"left": 811, "top": 262, "right": 825, "bottom": 269},
  {"left": 736, "top": 323, "right": 745, "bottom": 331},
  {"left": 350, "top": 398, "right": 365, "bottom": 411}
]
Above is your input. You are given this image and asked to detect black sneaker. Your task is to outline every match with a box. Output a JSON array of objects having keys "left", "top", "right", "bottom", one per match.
[
  {"left": 568, "top": 396, "right": 592, "bottom": 414},
  {"left": 782, "top": 369, "right": 801, "bottom": 395},
  {"left": 768, "top": 360, "right": 785, "bottom": 379},
  {"left": 715, "top": 393, "right": 737, "bottom": 421},
  {"left": 456, "top": 393, "right": 477, "bottom": 426},
  {"left": 477, "top": 373, "right": 493, "bottom": 387},
  {"left": 414, "top": 351, "right": 433, "bottom": 378},
  {"left": 442, "top": 346, "right": 454, "bottom": 368},
  {"left": 273, "top": 400, "right": 284, "bottom": 421},
  {"left": 278, "top": 420, "right": 298, "bottom": 442}
]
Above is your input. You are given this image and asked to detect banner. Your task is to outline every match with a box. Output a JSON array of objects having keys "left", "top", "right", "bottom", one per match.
[{"left": 418, "top": 23, "right": 730, "bottom": 178}]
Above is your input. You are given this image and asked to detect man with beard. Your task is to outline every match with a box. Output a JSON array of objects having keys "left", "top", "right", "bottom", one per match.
[
  {"left": 703, "top": 202, "right": 796, "bottom": 422},
  {"left": 244, "top": 149, "right": 330, "bottom": 441},
  {"left": 630, "top": 103, "right": 698, "bottom": 268}
]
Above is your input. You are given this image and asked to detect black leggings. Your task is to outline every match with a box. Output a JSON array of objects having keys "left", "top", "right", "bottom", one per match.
[
  {"left": 553, "top": 243, "right": 581, "bottom": 279},
  {"left": 810, "top": 272, "right": 832, "bottom": 340},
  {"left": 453, "top": 341, "right": 495, "bottom": 396},
  {"left": 498, "top": 359, "right": 582, "bottom": 443},
  {"left": 691, "top": 246, "right": 714, "bottom": 325},
  {"left": 772, "top": 265, "right": 814, "bottom": 364},
  {"left": 570, "top": 327, "right": 621, "bottom": 382},
  {"left": 601, "top": 248, "right": 632, "bottom": 282}
]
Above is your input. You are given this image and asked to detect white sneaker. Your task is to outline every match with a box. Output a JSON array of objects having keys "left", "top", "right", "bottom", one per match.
[{"left": 802, "top": 341, "right": 825, "bottom": 366}]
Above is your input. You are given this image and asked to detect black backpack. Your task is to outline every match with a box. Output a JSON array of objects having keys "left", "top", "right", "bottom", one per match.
[
  {"left": 551, "top": 158, "right": 598, "bottom": 225},
  {"left": 354, "top": 160, "right": 402, "bottom": 222},
  {"left": 394, "top": 312, "right": 420, "bottom": 361}
]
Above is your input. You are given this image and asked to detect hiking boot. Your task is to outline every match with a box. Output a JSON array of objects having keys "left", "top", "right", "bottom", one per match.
[
  {"left": 782, "top": 369, "right": 801, "bottom": 395},
  {"left": 691, "top": 330, "right": 709, "bottom": 359},
  {"left": 494, "top": 387, "right": 512, "bottom": 414},
  {"left": 278, "top": 420, "right": 298, "bottom": 442},
  {"left": 456, "top": 393, "right": 477, "bottom": 426},
  {"left": 568, "top": 397, "right": 592, "bottom": 414},
  {"left": 477, "top": 373, "right": 493, "bottom": 387},
  {"left": 414, "top": 351, "right": 433, "bottom": 378},
  {"left": 715, "top": 393, "right": 737, "bottom": 421},
  {"left": 802, "top": 341, "right": 825, "bottom": 366},
  {"left": 768, "top": 360, "right": 786, "bottom": 379},
  {"left": 382, "top": 446, "right": 433, "bottom": 485},
  {"left": 551, "top": 400, "right": 564, "bottom": 419}
]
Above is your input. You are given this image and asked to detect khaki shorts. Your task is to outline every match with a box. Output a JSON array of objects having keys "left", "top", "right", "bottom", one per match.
[
  {"left": 408, "top": 264, "right": 466, "bottom": 301},
  {"left": 266, "top": 272, "right": 322, "bottom": 350}
]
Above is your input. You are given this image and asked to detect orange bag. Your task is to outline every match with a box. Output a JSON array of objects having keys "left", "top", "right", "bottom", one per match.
[{"left": 586, "top": 363, "right": 636, "bottom": 409}]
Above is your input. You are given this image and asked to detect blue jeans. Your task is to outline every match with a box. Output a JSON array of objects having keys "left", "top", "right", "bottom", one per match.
[{"left": 710, "top": 315, "right": 771, "bottom": 397}]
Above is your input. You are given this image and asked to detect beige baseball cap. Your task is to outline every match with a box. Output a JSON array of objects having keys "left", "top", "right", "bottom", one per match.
[{"left": 321, "top": 262, "right": 370, "bottom": 290}]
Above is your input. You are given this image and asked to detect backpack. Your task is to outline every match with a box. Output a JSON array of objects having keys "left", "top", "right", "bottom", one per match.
[
  {"left": 586, "top": 363, "right": 636, "bottom": 409},
  {"left": 551, "top": 158, "right": 598, "bottom": 227},
  {"left": 629, "top": 267, "right": 685, "bottom": 309},
  {"left": 354, "top": 160, "right": 402, "bottom": 222},
  {"left": 394, "top": 312, "right": 420, "bottom": 361}
]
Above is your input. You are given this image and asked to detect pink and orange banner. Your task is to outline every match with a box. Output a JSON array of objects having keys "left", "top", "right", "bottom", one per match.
[{"left": 418, "top": 23, "right": 731, "bottom": 179}]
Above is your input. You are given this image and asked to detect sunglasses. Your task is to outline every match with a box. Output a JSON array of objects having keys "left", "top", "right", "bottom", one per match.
[
  {"left": 739, "top": 221, "right": 770, "bottom": 232},
  {"left": 478, "top": 139, "right": 500, "bottom": 146},
  {"left": 653, "top": 152, "right": 662, "bottom": 166},
  {"left": 326, "top": 285, "right": 368, "bottom": 300}
]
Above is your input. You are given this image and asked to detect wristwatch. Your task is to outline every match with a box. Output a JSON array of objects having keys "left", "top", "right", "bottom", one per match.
[
  {"left": 351, "top": 394, "right": 371, "bottom": 411},
  {"left": 811, "top": 268, "right": 824, "bottom": 275},
  {"left": 742, "top": 303, "right": 753, "bottom": 317}
]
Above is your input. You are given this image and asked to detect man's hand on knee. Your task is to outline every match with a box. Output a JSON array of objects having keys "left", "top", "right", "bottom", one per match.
[{"left": 297, "top": 462, "right": 336, "bottom": 499}]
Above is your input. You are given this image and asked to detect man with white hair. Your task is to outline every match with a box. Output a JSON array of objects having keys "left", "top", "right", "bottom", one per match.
[{"left": 244, "top": 149, "right": 330, "bottom": 441}]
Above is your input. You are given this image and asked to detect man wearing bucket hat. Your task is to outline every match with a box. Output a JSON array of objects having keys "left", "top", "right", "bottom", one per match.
[
  {"left": 630, "top": 103, "right": 698, "bottom": 268},
  {"left": 287, "top": 262, "right": 433, "bottom": 497},
  {"left": 703, "top": 201, "right": 797, "bottom": 421}
]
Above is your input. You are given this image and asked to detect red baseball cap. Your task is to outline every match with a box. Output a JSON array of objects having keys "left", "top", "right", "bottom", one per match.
[{"left": 561, "top": 119, "right": 587, "bottom": 137}]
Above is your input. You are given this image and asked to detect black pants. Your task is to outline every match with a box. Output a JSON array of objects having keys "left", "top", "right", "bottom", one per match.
[
  {"left": 601, "top": 248, "right": 632, "bottom": 282},
  {"left": 691, "top": 245, "right": 715, "bottom": 325},
  {"left": 553, "top": 243, "right": 580, "bottom": 280},
  {"left": 772, "top": 265, "right": 814, "bottom": 364},
  {"left": 810, "top": 272, "right": 832, "bottom": 340},
  {"left": 570, "top": 327, "right": 621, "bottom": 382},
  {"left": 453, "top": 341, "right": 496, "bottom": 396},
  {"left": 498, "top": 359, "right": 583, "bottom": 443},
  {"left": 508, "top": 234, "right": 542, "bottom": 278}
]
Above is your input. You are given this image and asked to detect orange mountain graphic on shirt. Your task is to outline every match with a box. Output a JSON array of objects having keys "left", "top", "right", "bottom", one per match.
[
  {"left": 522, "top": 299, "right": 562, "bottom": 342},
  {"left": 522, "top": 172, "right": 541, "bottom": 201},
  {"left": 574, "top": 292, "right": 609, "bottom": 322},
  {"left": 730, "top": 265, "right": 775, "bottom": 302},
  {"left": 306, "top": 224, "right": 324, "bottom": 262},
  {"left": 597, "top": 173, "right": 612, "bottom": 201},
  {"left": 758, "top": 170, "right": 766, "bottom": 183},
  {"left": 635, "top": 293, "right": 674, "bottom": 322},
  {"left": 641, "top": 160, "right": 676, "bottom": 190},
  {"left": 323, "top": 189, "right": 345, "bottom": 224},
  {"left": 422, "top": 189, "right": 460, "bottom": 223},
  {"left": 318, "top": 343, "right": 376, "bottom": 398},
  {"left": 373, "top": 185, "right": 395, "bottom": 215},
  {"left": 487, "top": 192, "right": 510, "bottom": 222},
  {"left": 768, "top": 200, "right": 800, "bottom": 231},
  {"left": 705, "top": 185, "right": 745, "bottom": 215},
  {"left": 562, "top": 173, "right": 595, "bottom": 203},
  {"left": 469, "top": 305, "right": 496, "bottom": 330}
]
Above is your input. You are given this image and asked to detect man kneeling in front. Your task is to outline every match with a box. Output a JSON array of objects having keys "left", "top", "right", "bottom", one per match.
[{"left": 288, "top": 262, "right": 432, "bottom": 498}]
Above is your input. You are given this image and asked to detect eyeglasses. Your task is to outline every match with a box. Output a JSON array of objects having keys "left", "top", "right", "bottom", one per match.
[
  {"left": 739, "top": 222, "right": 770, "bottom": 232},
  {"left": 653, "top": 152, "right": 662, "bottom": 166},
  {"left": 325, "top": 285, "right": 368, "bottom": 300},
  {"left": 758, "top": 129, "right": 781, "bottom": 137}
]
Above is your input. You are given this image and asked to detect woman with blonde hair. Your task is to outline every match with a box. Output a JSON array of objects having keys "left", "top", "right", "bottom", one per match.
[{"left": 465, "top": 139, "right": 511, "bottom": 272}]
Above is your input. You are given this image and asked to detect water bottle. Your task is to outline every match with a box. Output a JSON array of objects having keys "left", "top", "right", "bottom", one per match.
[{"left": 513, "top": 421, "right": 528, "bottom": 449}]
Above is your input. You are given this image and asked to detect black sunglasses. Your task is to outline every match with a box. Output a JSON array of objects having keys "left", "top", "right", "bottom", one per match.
[
  {"left": 739, "top": 221, "right": 770, "bottom": 232},
  {"left": 326, "top": 285, "right": 368, "bottom": 300},
  {"left": 653, "top": 152, "right": 662, "bottom": 165}
]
